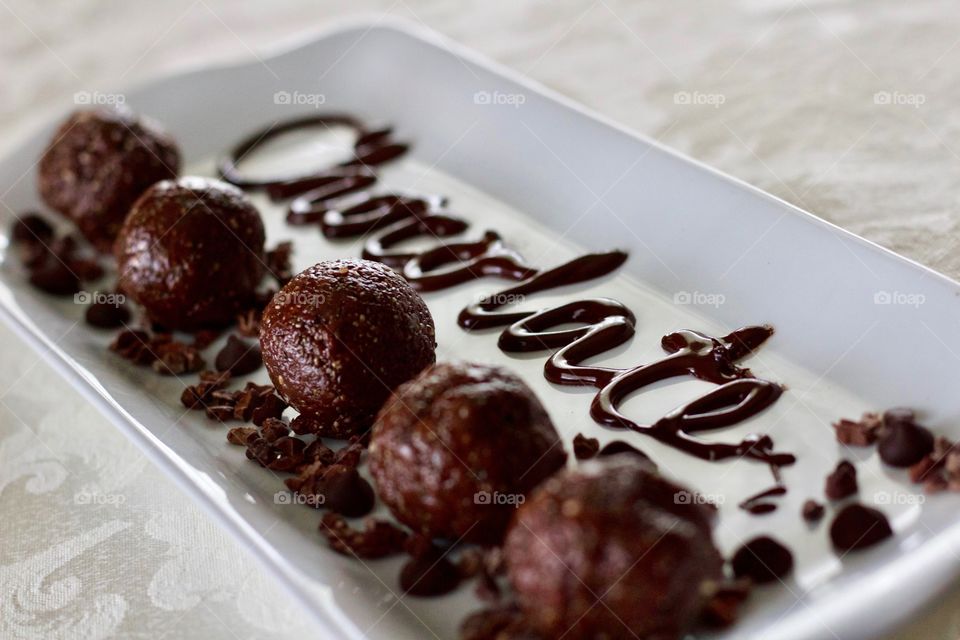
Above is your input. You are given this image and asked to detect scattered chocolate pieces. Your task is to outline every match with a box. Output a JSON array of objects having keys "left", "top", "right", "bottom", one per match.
[
  {"left": 400, "top": 545, "right": 461, "bottom": 597},
  {"left": 320, "top": 513, "right": 408, "bottom": 559},
  {"left": 84, "top": 300, "right": 130, "bottom": 328},
  {"left": 731, "top": 536, "right": 794, "bottom": 584},
  {"left": 830, "top": 503, "right": 893, "bottom": 552},
  {"left": 832, "top": 412, "right": 882, "bottom": 446},
  {"left": 802, "top": 499, "right": 825, "bottom": 524},
  {"left": 877, "top": 410, "right": 933, "bottom": 468},
  {"left": 180, "top": 370, "right": 232, "bottom": 411},
  {"left": 265, "top": 241, "right": 294, "bottom": 284},
  {"left": 227, "top": 426, "right": 257, "bottom": 446},
  {"left": 215, "top": 334, "right": 262, "bottom": 375},
  {"left": 151, "top": 341, "right": 205, "bottom": 376},
  {"left": 572, "top": 433, "right": 599, "bottom": 460},
  {"left": 284, "top": 461, "right": 375, "bottom": 516},
  {"left": 825, "top": 460, "right": 858, "bottom": 501}
]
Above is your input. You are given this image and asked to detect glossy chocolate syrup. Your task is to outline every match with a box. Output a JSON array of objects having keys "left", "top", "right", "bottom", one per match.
[
  {"left": 218, "top": 115, "right": 406, "bottom": 199},
  {"left": 459, "top": 253, "right": 794, "bottom": 467},
  {"left": 318, "top": 191, "right": 537, "bottom": 292}
]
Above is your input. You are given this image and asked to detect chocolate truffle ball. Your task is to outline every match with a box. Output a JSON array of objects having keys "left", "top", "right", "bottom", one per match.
[
  {"left": 369, "top": 362, "right": 566, "bottom": 545},
  {"left": 115, "top": 177, "right": 265, "bottom": 330},
  {"left": 38, "top": 108, "right": 180, "bottom": 251},
  {"left": 505, "top": 457, "right": 723, "bottom": 639},
  {"left": 260, "top": 259, "right": 436, "bottom": 438}
]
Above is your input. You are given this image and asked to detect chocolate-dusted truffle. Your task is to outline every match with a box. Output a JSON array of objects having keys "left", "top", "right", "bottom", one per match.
[
  {"left": 115, "top": 177, "right": 265, "bottom": 330},
  {"left": 260, "top": 259, "right": 435, "bottom": 437},
  {"left": 38, "top": 108, "right": 180, "bottom": 251},
  {"left": 369, "top": 362, "right": 566, "bottom": 545},
  {"left": 504, "top": 456, "right": 722, "bottom": 639}
]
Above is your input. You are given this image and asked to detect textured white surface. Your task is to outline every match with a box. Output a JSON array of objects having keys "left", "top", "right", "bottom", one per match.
[{"left": 2, "top": 0, "right": 960, "bottom": 638}]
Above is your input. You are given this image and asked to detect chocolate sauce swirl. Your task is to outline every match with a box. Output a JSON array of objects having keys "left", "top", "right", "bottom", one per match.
[
  {"left": 459, "top": 253, "right": 794, "bottom": 466},
  {"left": 218, "top": 115, "right": 406, "bottom": 199}
]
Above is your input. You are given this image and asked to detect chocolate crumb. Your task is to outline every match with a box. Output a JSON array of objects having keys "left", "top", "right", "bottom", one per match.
[
  {"left": 84, "top": 301, "right": 130, "bottom": 328},
  {"left": 227, "top": 427, "right": 257, "bottom": 445},
  {"left": 265, "top": 241, "right": 294, "bottom": 284},
  {"left": 320, "top": 513, "right": 408, "bottom": 559},
  {"left": 832, "top": 412, "right": 882, "bottom": 446},
  {"left": 400, "top": 546, "right": 461, "bottom": 597},
  {"left": 802, "top": 499, "right": 825, "bottom": 524},
  {"left": 215, "top": 334, "right": 262, "bottom": 375},
  {"left": 29, "top": 258, "right": 80, "bottom": 295},
  {"left": 319, "top": 464, "right": 376, "bottom": 517},
  {"left": 572, "top": 433, "right": 600, "bottom": 460},
  {"left": 825, "top": 460, "right": 858, "bottom": 501},
  {"left": 731, "top": 536, "right": 794, "bottom": 584},
  {"left": 830, "top": 503, "right": 892, "bottom": 552},
  {"left": 151, "top": 341, "right": 205, "bottom": 375}
]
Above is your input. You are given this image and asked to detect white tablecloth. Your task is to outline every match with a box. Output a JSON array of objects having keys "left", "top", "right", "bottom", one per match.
[{"left": 3, "top": 0, "right": 959, "bottom": 637}]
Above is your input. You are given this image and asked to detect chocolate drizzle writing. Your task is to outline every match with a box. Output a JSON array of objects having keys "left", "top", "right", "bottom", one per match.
[{"left": 459, "top": 253, "right": 794, "bottom": 467}]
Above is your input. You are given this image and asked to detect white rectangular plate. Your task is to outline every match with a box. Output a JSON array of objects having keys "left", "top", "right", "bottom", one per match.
[{"left": 3, "top": 19, "right": 960, "bottom": 640}]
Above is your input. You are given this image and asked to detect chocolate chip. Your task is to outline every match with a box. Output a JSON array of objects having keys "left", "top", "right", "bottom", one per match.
[
  {"left": 251, "top": 393, "right": 287, "bottom": 426},
  {"left": 399, "top": 546, "right": 461, "bottom": 597},
  {"left": 730, "top": 536, "right": 793, "bottom": 584},
  {"left": 266, "top": 241, "right": 294, "bottom": 284},
  {"left": 11, "top": 213, "right": 54, "bottom": 245},
  {"left": 802, "top": 499, "right": 825, "bottom": 524},
  {"left": 825, "top": 460, "right": 858, "bottom": 500},
  {"left": 28, "top": 258, "right": 80, "bottom": 295},
  {"left": 151, "top": 341, "right": 205, "bottom": 376},
  {"left": 572, "top": 433, "right": 600, "bottom": 460},
  {"left": 830, "top": 503, "right": 892, "bottom": 552},
  {"left": 320, "top": 513, "right": 408, "bottom": 559},
  {"left": 84, "top": 301, "right": 130, "bottom": 328},
  {"left": 320, "top": 464, "right": 375, "bottom": 517},
  {"left": 878, "top": 420, "right": 934, "bottom": 468},
  {"left": 215, "top": 334, "right": 262, "bottom": 375}
]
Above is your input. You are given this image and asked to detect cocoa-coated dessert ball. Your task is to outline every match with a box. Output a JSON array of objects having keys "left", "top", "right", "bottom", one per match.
[
  {"left": 505, "top": 456, "right": 723, "bottom": 639},
  {"left": 115, "top": 177, "right": 265, "bottom": 331},
  {"left": 369, "top": 362, "right": 567, "bottom": 546},
  {"left": 260, "top": 259, "right": 436, "bottom": 438},
  {"left": 38, "top": 108, "right": 180, "bottom": 251}
]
